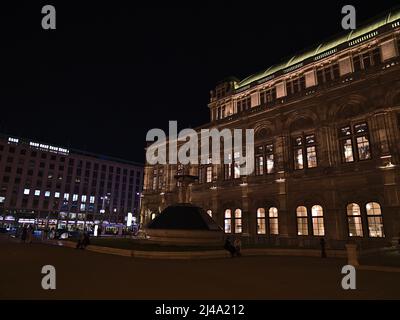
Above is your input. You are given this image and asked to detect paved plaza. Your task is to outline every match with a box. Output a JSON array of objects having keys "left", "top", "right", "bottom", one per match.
[{"left": 0, "top": 236, "right": 399, "bottom": 299}]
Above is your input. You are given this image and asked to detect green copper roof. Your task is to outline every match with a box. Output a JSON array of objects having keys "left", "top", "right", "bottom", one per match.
[{"left": 236, "top": 8, "right": 400, "bottom": 89}]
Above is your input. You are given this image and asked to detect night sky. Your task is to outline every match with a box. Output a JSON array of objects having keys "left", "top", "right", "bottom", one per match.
[{"left": 1, "top": 1, "right": 399, "bottom": 163}]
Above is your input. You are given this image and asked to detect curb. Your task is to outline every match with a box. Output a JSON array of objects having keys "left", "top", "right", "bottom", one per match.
[{"left": 45, "top": 239, "right": 347, "bottom": 260}]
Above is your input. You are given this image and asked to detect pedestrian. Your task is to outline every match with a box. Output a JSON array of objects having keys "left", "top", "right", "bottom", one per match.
[
  {"left": 26, "top": 225, "right": 33, "bottom": 244},
  {"left": 21, "top": 225, "right": 27, "bottom": 243},
  {"left": 42, "top": 227, "right": 49, "bottom": 241},
  {"left": 223, "top": 238, "right": 236, "bottom": 258},
  {"left": 320, "top": 237, "right": 327, "bottom": 258},
  {"left": 234, "top": 238, "right": 242, "bottom": 257}
]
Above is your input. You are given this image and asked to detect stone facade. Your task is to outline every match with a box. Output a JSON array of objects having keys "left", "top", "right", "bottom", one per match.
[{"left": 141, "top": 11, "right": 400, "bottom": 248}]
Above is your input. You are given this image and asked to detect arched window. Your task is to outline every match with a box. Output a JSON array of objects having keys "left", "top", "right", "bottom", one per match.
[
  {"left": 257, "top": 208, "right": 266, "bottom": 234},
  {"left": 269, "top": 207, "right": 279, "bottom": 235},
  {"left": 347, "top": 203, "right": 363, "bottom": 237},
  {"left": 234, "top": 209, "right": 242, "bottom": 234},
  {"left": 224, "top": 209, "right": 232, "bottom": 234},
  {"left": 296, "top": 206, "right": 308, "bottom": 236},
  {"left": 207, "top": 210, "right": 213, "bottom": 218},
  {"left": 311, "top": 205, "right": 325, "bottom": 236},
  {"left": 366, "top": 202, "right": 384, "bottom": 238}
]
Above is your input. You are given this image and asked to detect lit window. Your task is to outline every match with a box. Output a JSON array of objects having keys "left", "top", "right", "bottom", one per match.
[
  {"left": 73, "top": 194, "right": 78, "bottom": 202},
  {"left": 255, "top": 155, "right": 264, "bottom": 176},
  {"left": 64, "top": 193, "right": 70, "bottom": 201},
  {"left": 234, "top": 209, "right": 242, "bottom": 234},
  {"left": 224, "top": 209, "right": 232, "bottom": 234},
  {"left": 339, "top": 123, "right": 371, "bottom": 162},
  {"left": 306, "top": 146, "right": 317, "bottom": 168},
  {"left": 24, "top": 189, "right": 30, "bottom": 195},
  {"left": 90, "top": 196, "right": 95, "bottom": 204},
  {"left": 207, "top": 210, "right": 212, "bottom": 217},
  {"left": 266, "top": 144, "right": 274, "bottom": 174},
  {"left": 356, "top": 136, "right": 371, "bottom": 160},
  {"left": 311, "top": 205, "right": 325, "bottom": 236},
  {"left": 234, "top": 152, "right": 241, "bottom": 179},
  {"left": 55, "top": 192, "right": 60, "bottom": 198},
  {"left": 80, "top": 204, "right": 86, "bottom": 211},
  {"left": 81, "top": 195, "right": 87, "bottom": 202},
  {"left": 0, "top": 196, "right": 5, "bottom": 203},
  {"left": 347, "top": 203, "right": 363, "bottom": 237},
  {"left": 45, "top": 191, "right": 50, "bottom": 197},
  {"left": 366, "top": 202, "right": 384, "bottom": 238},
  {"left": 341, "top": 139, "right": 354, "bottom": 162},
  {"left": 294, "top": 148, "right": 304, "bottom": 170},
  {"left": 257, "top": 208, "right": 266, "bottom": 234},
  {"left": 296, "top": 206, "right": 308, "bottom": 236},
  {"left": 206, "top": 166, "right": 213, "bottom": 183},
  {"left": 269, "top": 207, "right": 279, "bottom": 235},
  {"left": 35, "top": 190, "right": 41, "bottom": 196}
]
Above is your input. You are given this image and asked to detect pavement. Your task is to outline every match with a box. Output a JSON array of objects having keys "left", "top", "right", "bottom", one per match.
[{"left": 1, "top": 235, "right": 400, "bottom": 299}]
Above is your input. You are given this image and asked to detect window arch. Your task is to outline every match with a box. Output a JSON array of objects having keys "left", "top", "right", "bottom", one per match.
[
  {"left": 257, "top": 208, "right": 266, "bottom": 234},
  {"left": 224, "top": 209, "right": 232, "bottom": 234},
  {"left": 269, "top": 207, "right": 279, "bottom": 235},
  {"left": 234, "top": 209, "right": 242, "bottom": 234},
  {"left": 296, "top": 206, "right": 308, "bottom": 236},
  {"left": 366, "top": 202, "right": 384, "bottom": 238},
  {"left": 207, "top": 209, "right": 213, "bottom": 218},
  {"left": 347, "top": 203, "right": 363, "bottom": 237},
  {"left": 311, "top": 205, "right": 325, "bottom": 236}
]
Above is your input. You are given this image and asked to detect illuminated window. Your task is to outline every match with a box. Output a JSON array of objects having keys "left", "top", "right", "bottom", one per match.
[
  {"left": 64, "top": 193, "right": 70, "bottom": 201},
  {"left": 257, "top": 208, "right": 266, "bottom": 234},
  {"left": 73, "top": 194, "right": 78, "bottom": 202},
  {"left": 224, "top": 153, "right": 232, "bottom": 180},
  {"left": 207, "top": 210, "right": 212, "bottom": 217},
  {"left": 356, "top": 136, "right": 371, "bottom": 160},
  {"left": 269, "top": 207, "right": 279, "bottom": 235},
  {"left": 339, "top": 123, "right": 371, "bottom": 162},
  {"left": 255, "top": 146, "right": 264, "bottom": 176},
  {"left": 296, "top": 206, "right": 308, "bottom": 236},
  {"left": 294, "top": 135, "right": 317, "bottom": 170},
  {"left": 366, "top": 202, "right": 384, "bottom": 238},
  {"left": 234, "top": 209, "right": 242, "bottom": 234},
  {"left": 255, "top": 144, "right": 274, "bottom": 176},
  {"left": 206, "top": 166, "right": 213, "bottom": 183},
  {"left": 347, "top": 203, "right": 363, "bottom": 237},
  {"left": 294, "top": 148, "right": 304, "bottom": 170},
  {"left": 266, "top": 144, "right": 274, "bottom": 174},
  {"left": 90, "top": 196, "right": 95, "bottom": 204},
  {"left": 24, "top": 189, "right": 30, "bottom": 195},
  {"left": 34, "top": 190, "right": 40, "bottom": 196},
  {"left": 55, "top": 192, "right": 60, "bottom": 198},
  {"left": 45, "top": 191, "right": 50, "bottom": 197},
  {"left": 80, "top": 204, "right": 86, "bottom": 211},
  {"left": 224, "top": 209, "right": 232, "bottom": 234},
  {"left": 234, "top": 152, "right": 241, "bottom": 179},
  {"left": 0, "top": 196, "right": 5, "bottom": 203},
  {"left": 81, "top": 195, "right": 87, "bottom": 202},
  {"left": 306, "top": 146, "right": 317, "bottom": 168},
  {"left": 311, "top": 205, "right": 325, "bottom": 236}
]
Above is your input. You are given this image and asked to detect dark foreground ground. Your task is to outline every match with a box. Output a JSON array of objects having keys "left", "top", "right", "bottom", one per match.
[{"left": 0, "top": 236, "right": 399, "bottom": 299}]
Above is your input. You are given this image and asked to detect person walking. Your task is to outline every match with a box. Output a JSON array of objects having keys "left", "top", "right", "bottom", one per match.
[
  {"left": 223, "top": 238, "right": 236, "bottom": 258},
  {"left": 26, "top": 225, "right": 33, "bottom": 244},
  {"left": 21, "top": 225, "right": 27, "bottom": 243},
  {"left": 234, "top": 238, "right": 242, "bottom": 257}
]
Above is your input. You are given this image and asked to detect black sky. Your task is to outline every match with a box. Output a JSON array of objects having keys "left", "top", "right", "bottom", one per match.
[{"left": 0, "top": 1, "right": 399, "bottom": 163}]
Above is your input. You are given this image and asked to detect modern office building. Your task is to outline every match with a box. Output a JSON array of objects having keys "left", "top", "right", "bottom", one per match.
[
  {"left": 141, "top": 9, "right": 400, "bottom": 248},
  {"left": 0, "top": 134, "right": 143, "bottom": 233}
]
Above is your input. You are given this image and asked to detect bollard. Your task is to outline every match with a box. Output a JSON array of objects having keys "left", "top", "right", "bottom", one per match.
[{"left": 345, "top": 243, "right": 359, "bottom": 267}]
